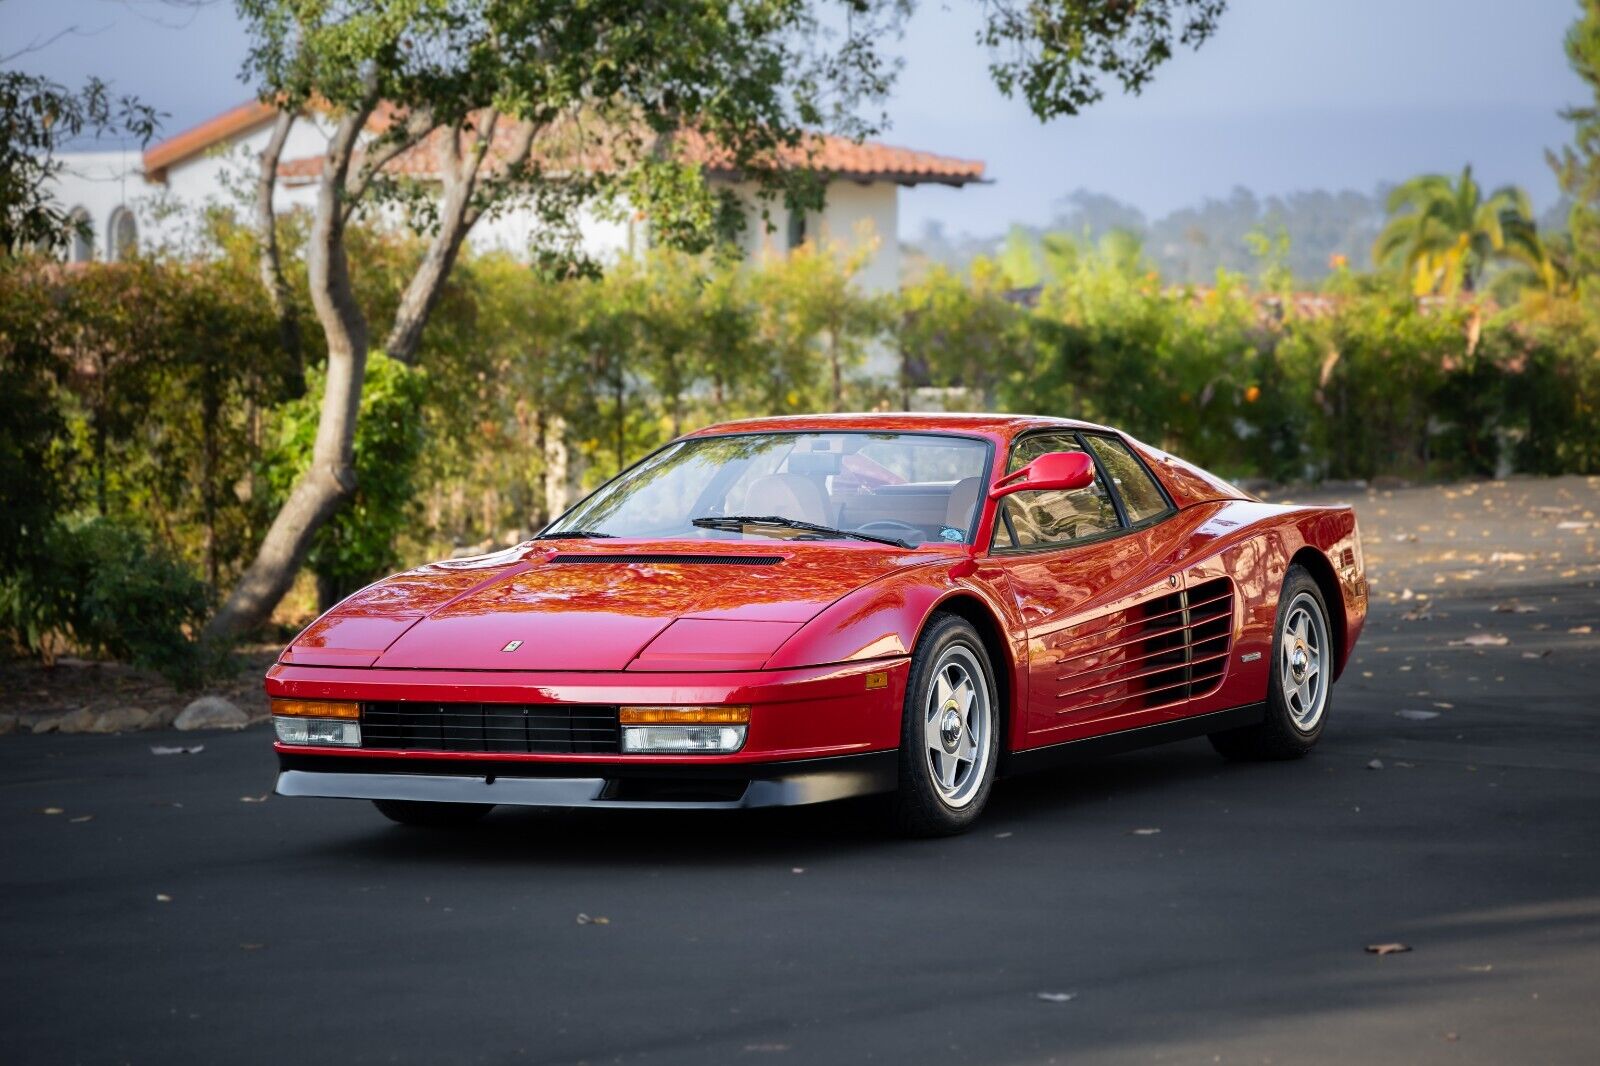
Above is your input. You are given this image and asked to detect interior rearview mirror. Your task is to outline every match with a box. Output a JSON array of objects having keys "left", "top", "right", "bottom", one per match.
[{"left": 988, "top": 451, "right": 1096, "bottom": 501}]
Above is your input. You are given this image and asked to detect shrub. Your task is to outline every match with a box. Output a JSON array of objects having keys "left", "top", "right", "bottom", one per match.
[
  {"left": 260, "top": 353, "right": 428, "bottom": 609},
  {"left": 0, "top": 518, "right": 213, "bottom": 688}
]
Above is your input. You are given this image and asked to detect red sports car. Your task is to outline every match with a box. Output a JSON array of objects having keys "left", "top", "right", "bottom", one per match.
[{"left": 269, "top": 414, "right": 1367, "bottom": 835}]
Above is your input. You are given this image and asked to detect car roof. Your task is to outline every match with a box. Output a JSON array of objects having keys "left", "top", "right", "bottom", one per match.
[{"left": 683, "top": 412, "right": 1110, "bottom": 439}]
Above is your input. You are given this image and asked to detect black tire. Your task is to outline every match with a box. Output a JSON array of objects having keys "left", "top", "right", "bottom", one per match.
[
  {"left": 372, "top": 799, "right": 494, "bottom": 827},
  {"left": 891, "top": 613, "right": 1001, "bottom": 837},
  {"left": 1209, "top": 564, "right": 1333, "bottom": 761}
]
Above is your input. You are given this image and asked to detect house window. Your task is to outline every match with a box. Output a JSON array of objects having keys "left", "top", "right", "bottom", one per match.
[
  {"left": 67, "top": 207, "right": 94, "bottom": 262},
  {"left": 785, "top": 208, "right": 807, "bottom": 251},
  {"left": 107, "top": 206, "right": 138, "bottom": 262}
]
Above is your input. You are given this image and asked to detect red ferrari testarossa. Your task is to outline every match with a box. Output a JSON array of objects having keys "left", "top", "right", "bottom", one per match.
[{"left": 269, "top": 414, "right": 1367, "bottom": 835}]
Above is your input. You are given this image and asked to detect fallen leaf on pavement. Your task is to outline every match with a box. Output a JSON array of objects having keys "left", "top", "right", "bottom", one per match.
[
  {"left": 155, "top": 894, "right": 172, "bottom": 903},
  {"left": 1130, "top": 827, "right": 1161, "bottom": 836},
  {"left": 69, "top": 815, "right": 93, "bottom": 823},
  {"left": 1036, "top": 992, "right": 1078, "bottom": 1003},
  {"left": 1450, "top": 634, "right": 1508, "bottom": 647},
  {"left": 39, "top": 807, "right": 63, "bottom": 815},
  {"left": 576, "top": 913, "right": 610, "bottom": 925},
  {"left": 1365, "top": 943, "right": 1411, "bottom": 955},
  {"left": 1521, "top": 650, "right": 1553, "bottom": 659},
  {"left": 240, "top": 795, "right": 269, "bottom": 803},
  {"left": 1492, "top": 601, "right": 1538, "bottom": 613},
  {"left": 151, "top": 745, "right": 204, "bottom": 755},
  {"left": 994, "top": 831, "right": 1014, "bottom": 839},
  {"left": 1397, "top": 709, "right": 1440, "bottom": 721},
  {"left": 1367, "top": 758, "right": 1385, "bottom": 769},
  {"left": 1570, "top": 625, "right": 1593, "bottom": 635},
  {"left": 240, "top": 943, "right": 265, "bottom": 951},
  {"left": 790, "top": 867, "right": 805, "bottom": 874}
]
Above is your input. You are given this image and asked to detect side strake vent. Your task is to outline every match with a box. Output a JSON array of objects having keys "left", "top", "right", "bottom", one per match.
[
  {"left": 1053, "top": 577, "right": 1235, "bottom": 717},
  {"left": 549, "top": 553, "right": 784, "bottom": 566}
]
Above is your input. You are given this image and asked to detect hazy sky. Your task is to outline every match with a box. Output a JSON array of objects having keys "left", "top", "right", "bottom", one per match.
[{"left": 5, "top": 0, "right": 1588, "bottom": 237}]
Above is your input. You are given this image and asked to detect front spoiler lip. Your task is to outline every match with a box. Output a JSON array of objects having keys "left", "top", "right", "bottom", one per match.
[{"left": 274, "top": 750, "right": 898, "bottom": 810}]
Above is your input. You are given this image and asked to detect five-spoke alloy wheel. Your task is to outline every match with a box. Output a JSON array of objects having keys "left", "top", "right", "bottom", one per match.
[{"left": 894, "top": 614, "right": 1000, "bottom": 836}]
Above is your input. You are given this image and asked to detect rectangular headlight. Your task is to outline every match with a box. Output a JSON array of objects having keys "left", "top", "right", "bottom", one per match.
[
  {"left": 274, "top": 716, "right": 361, "bottom": 747},
  {"left": 618, "top": 706, "right": 749, "bottom": 754}
]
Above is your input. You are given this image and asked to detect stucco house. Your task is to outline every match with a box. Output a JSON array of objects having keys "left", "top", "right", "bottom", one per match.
[{"left": 50, "top": 100, "right": 985, "bottom": 296}]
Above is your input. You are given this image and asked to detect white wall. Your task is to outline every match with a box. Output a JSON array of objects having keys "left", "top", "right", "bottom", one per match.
[
  {"left": 48, "top": 128, "right": 908, "bottom": 328},
  {"left": 731, "top": 178, "right": 900, "bottom": 293}
]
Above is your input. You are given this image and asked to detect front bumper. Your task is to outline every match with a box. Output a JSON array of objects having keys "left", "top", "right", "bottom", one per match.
[
  {"left": 275, "top": 750, "right": 898, "bottom": 809},
  {"left": 267, "top": 657, "right": 908, "bottom": 809}
]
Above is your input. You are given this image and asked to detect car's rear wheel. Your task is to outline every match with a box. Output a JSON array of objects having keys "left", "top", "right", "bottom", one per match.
[
  {"left": 892, "top": 614, "right": 1000, "bottom": 837},
  {"left": 1209, "top": 564, "right": 1332, "bottom": 761},
  {"left": 372, "top": 800, "right": 494, "bottom": 827}
]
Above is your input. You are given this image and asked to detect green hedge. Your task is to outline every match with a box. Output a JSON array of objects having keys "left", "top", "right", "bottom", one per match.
[{"left": 3, "top": 228, "right": 1598, "bottom": 671}]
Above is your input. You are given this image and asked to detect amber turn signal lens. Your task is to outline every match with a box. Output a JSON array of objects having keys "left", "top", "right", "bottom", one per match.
[
  {"left": 864, "top": 671, "right": 888, "bottom": 690},
  {"left": 618, "top": 705, "right": 751, "bottom": 725},
  {"left": 271, "top": 698, "right": 360, "bottom": 719}
]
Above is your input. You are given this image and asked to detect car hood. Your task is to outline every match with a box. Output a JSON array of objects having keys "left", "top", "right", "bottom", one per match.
[{"left": 283, "top": 540, "right": 938, "bottom": 671}]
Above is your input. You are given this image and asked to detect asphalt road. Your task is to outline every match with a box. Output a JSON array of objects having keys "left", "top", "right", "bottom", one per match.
[{"left": 3, "top": 477, "right": 1598, "bottom": 1065}]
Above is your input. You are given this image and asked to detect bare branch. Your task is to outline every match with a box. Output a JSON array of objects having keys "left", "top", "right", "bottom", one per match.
[
  {"left": 384, "top": 110, "right": 510, "bottom": 364},
  {"left": 343, "top": 106, "right": 437, "bottom": 208}
]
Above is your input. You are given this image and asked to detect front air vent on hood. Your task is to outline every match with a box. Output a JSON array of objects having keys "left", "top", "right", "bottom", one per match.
[{"left": 548, "top": 553, "right": 785, "bottom": 566}]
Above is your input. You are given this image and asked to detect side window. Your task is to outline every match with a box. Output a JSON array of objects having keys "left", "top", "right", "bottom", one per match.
[
  {"left": 1085, "top": 435, "right": 1172, "bottom": 524},
  {"left": 996, "top": 434, "right": 1120, "bottom": 550}
]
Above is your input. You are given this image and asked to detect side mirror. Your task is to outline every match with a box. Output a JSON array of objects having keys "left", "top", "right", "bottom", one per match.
[{"left": 988, "top": 451, "right": 1096, "bottom": 501}]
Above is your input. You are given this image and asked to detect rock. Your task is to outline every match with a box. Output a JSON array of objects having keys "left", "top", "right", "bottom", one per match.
[
  {"left": 31, "top": 716, "right": 61, "bottom": 735},
  {"left": 89, "top": 707, "right": 153, "bottom": 734},
  {"left": 147, "top": 704, "right": 182, "bottom": 728},
  {"left": 56, "top": 708, "right": 99, "bottom": 734},
  {"left": 0, "top": 714, "right": 17, "bottom": 736},
  {"left": 174, "top": 696, "right": 248, "bottom": 732}
]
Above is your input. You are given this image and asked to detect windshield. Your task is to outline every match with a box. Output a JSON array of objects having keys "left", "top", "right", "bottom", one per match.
[{"left": 546, "top": 432, "right": 992, "bottom": 547}]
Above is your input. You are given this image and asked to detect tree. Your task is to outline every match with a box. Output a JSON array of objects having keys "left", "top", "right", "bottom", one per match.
[
  {"left": 1550, "top": 0, "right": 1600, "bottom": 280},
  {"left": 210, "top": 0, "right": 1232, "bottom": 639},
  {"left": 1372, "top": 166, "right": 1546, "bottom": 296},
  {"left": 0, "top": 70, "right": 160, "bottom": 253},
  {"left": 982, "top": 0, "right": 1227, "bottom": 119}
]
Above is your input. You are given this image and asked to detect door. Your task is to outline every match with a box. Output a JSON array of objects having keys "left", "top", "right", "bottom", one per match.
[
  {"left": 988, "top": 432, "right": 1151, "bottom": 741},
  {"left": 1082, "top": 434, "right": 1234, "bottom": 724}
]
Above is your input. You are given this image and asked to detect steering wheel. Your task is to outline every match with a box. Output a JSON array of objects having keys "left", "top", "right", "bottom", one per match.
[{"left": 854, "top": 519, "right": 925, "bottom": 541}]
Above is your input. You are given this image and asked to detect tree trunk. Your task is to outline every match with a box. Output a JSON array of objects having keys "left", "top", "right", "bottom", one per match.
[
  {"left": 384, "top": 114, "right": 520, "bottom": 366},
  {"left": 257, "top": 109, "right": 304, "bottom": 394},
  {"left": 204, "top": 103, "right": 373, "bottom": 642},
  {"left": 829, "top": 329, "right": 842, "bottom": 411},
  {"left": 543, "top": 415, "right": 569, "bottom": 522}
]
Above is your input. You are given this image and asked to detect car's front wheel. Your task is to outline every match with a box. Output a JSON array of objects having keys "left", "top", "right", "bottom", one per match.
[
  {"left": 372, "top": 800, "right": 494, "bottom": 827},
  {"left": 892, "top": 614, "right": 1000, "bottom": 837}
]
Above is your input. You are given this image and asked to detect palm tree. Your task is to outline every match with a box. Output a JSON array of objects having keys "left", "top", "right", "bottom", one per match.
[{"left": 1373, "top": 166, "right": 1550, "bottom": 295}]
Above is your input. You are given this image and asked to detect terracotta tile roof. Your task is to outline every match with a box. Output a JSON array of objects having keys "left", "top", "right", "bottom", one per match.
[
  {"left": 143, "top": 100, "right": 279, "bottom": 176},
  {"left": 280, "top": 130, "right": 984, "bottom": 186},
  {"left": 149, "top": 101, "right": 984, "bottom": 186}
]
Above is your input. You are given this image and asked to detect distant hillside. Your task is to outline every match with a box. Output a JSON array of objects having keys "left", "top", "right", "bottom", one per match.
[{"left": 906, "top": 185, "right": 1394, "bottom": 284}]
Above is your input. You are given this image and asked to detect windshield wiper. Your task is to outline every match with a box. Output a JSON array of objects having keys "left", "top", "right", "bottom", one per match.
[
  {"left": 691, "top": 515, "right": 911, "bottom": 549},
  {"left": 534, "top": 530, "right": 617, "bottom": 540}
]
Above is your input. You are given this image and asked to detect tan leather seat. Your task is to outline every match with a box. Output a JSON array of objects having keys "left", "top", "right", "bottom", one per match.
[
  {"left": 944, "top": 477, "right": 982, "bottom": 534},
  {"left": 741, "top": 473, "right": 831, "bottom": 526}
]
